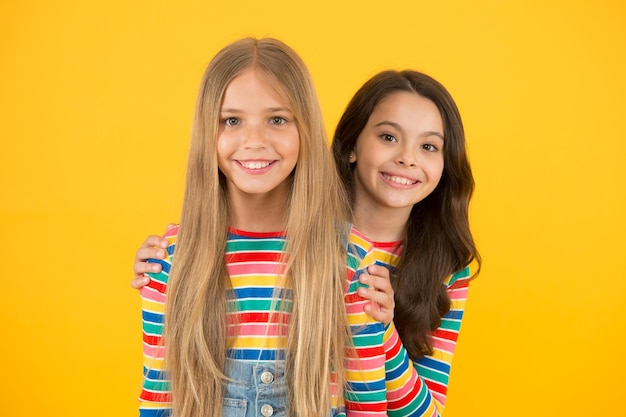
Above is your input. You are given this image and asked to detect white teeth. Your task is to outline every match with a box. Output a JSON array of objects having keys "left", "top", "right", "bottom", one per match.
[
  {"left": 383, "top": 174, "right": 416, "bottom": 185},
  {"left": 241, "top": 161, "right": 271, "bottom": 169}
]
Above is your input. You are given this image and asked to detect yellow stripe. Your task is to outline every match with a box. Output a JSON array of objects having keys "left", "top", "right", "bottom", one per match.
[
  {"left": 229, "top": 336, "right": 287, "bottom": 349},
  {"left": 430, "top": 347, "right": 453, "bottom": 364},
  {"left": 142, "top": 298, "right": 165, "bottom": 313},
  {"left": 345, "top": 368, "right": 385, "bottom": 381},
  {"left": 230, "top": 275, "right": 283, "bottom": 287}
]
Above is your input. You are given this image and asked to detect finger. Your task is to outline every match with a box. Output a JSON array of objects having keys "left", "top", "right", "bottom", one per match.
[
  {"left": 363, "top": 302, "right": 393, "bottom": 325},
  {"left": 134, "top": 259, "right": 162, "bottom": 276},
  {"left": 367, "top": 264, "right": 390, "bottom": 280},
  {"left": 359, "top": 273, "right": 392, "bottom": 293},
  {"left": 131, "top": 275, "right": 150, "bottom": 289},
  {"left": 135, "top": 247, "right": 166, "bottom": 264},
  {"left": 141, "top": 235, "right": 169, "bottom": 249},
  {"left": 358, "top": 285, "right": 392, "bottom": 307}
]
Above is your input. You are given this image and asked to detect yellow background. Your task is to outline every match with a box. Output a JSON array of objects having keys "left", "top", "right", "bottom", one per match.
[{"left": 1, "top": 1, "right": 625, "bottom": 416}]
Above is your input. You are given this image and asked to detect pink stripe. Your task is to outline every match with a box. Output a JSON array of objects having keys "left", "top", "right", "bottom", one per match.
[
  {"left": 345, "top": 302, "right": 368, "bottom": 314},
  {"left": 448, "top": 286, "right": 468, "bottom": 300},
  {"left": 143, "top": 343, "right": 165, "bottom": 358},
  {"left": 345, "top": 355, "right": 385, "bottom": 369},
  {"left": 227, "top": 323, "right": 288, "bottom": 336},
  {"left": 141, "top": 287, "right": 166, "bottom": 303},
  {"left": 432, "top": 391, "right": 446, "bottom": 406},
  {"left": 228, "top": 263, "right": 282, "bottom": 275},
  {"left": 431, "top": 337, "right": 456, "bottom": 354}
]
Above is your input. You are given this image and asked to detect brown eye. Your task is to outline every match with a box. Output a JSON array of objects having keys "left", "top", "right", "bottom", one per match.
[{"left": 380, "top": 134, "right": 397, "bottom": 142}]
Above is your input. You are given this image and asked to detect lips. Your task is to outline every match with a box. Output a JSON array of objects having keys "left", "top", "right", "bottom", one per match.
[{"left": 381, "top": 173, "right": 418, "bottom": 185}]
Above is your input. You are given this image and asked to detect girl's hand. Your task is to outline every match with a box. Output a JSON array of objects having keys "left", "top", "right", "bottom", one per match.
[
  {"left": 357, "top": 265, "right": 395, "bottom": 325},
  {"left": 131, "top": 224, "right": 177, "bottom": 289},
  {"left": 131, "top": 239, "right": 168, "bottom": 290}
]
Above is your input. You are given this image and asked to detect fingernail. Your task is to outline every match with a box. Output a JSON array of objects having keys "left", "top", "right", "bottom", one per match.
[
  {"left": 152, "top": 264, "right": 160, "bottom": 271},
  {"left": 156, "top": 249, "right": 164, "bottom": 258}
]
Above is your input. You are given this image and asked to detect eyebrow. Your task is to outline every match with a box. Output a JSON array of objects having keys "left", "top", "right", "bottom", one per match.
[
  {"left": 220, "top": 107, "right": 292, "bottom": 113},
  {"left": 375, "top": 120, "right": 444, "bottom": 141}
]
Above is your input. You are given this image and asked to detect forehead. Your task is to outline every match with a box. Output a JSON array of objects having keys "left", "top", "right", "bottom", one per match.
[
  {"left": 222, "top": 68, "right": 291, "bottom": 107},
  {"left": 369, "top": 91, "right": 443, "bottom": 131}
]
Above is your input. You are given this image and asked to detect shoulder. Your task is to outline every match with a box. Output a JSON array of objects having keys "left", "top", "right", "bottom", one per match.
[
  {"left": 163, "top": 224, "right": 180, "bottom": 240},
  {"left": 444, "top": 265, "right": 471, "bottom": 290}
]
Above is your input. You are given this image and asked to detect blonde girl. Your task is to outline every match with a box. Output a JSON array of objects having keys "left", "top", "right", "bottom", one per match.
[{"left": 137, "top": 37, "right": 395, "bottom": 417}]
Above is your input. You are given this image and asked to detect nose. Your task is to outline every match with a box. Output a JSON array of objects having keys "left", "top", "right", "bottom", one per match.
[
  {"left": 396, "top": 145, "right": 417, "bottom": 168},
  {"left": 242, "top": 123, "right": 267, "bottom": 149}
]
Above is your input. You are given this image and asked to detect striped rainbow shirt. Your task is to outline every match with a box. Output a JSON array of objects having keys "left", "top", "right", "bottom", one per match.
[{"left": 139, "top": 226, "right": 393, "bottom": 416}]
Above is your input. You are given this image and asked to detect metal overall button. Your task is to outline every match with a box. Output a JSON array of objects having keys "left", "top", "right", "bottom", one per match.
[
  {"left": 260, "top": 371, "right": 274, "bottom": 384},
  {"left": 260, "top": 404, "right": 274, "bottom": 417}
]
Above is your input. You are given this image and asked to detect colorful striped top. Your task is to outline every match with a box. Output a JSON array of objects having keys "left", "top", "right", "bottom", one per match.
[
  {"left": 350, "top": 228, "right": 472, "bottom": 416},
  {"left": 138, "top": 226, "right": 399, "bottom": 417}
]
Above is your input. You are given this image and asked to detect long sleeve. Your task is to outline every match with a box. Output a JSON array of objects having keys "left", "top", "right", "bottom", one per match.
[
  {"left": 383, "top": 266, "right": 472, "bottom": 417},
  {"left": 138, "top": 228, "right": 178, "bottom": 417},
  {"left": 343, "top": 230, "right": 388, "bottom": 417}
]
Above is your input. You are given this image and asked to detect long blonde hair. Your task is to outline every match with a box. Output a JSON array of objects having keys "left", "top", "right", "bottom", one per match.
[{"left": 165, "top": 37, "right": 349, "bottom": 417}]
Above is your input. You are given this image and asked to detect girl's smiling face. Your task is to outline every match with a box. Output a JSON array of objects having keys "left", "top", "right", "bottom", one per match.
[
  {"left": 352, "top": 91, "right": 445, "bottom": 219},
  {"left": 217, "top": 68, "right": 299, "bottom": 201}
]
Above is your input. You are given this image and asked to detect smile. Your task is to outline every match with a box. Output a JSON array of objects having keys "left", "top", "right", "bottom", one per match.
[
  {"left": 382, "top": 173, "right": 418, "bottom": 185},
  {"left": 239, "top": 160, "right": 273, "bottom": 169}
]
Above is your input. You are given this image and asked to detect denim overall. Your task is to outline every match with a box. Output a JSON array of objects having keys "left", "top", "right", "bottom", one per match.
[{"left": 222, "top": 359, "right": 288, "bottom": 417}]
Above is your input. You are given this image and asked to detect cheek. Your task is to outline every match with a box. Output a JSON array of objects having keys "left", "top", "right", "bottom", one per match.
[
  {"left": 427, "top": 159, "right": 445, "bottom": 183},
  {"left": 282, "top": 131, "right": 300, "bottom": 161}
]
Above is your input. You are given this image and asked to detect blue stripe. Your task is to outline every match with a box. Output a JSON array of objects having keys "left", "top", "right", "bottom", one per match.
[
  {"left": 143, "top": 366, "right": 168, "bottom": 380},
  {"left": 349, "top": 323, "right": 385, "bottom": 336},
  {"left": 345, "top": 380, "right": 386, "bottom": 391},
  {"left": 139, "top": 408, "right": 171, "bottom": 417},
  {"left": 443, "top": 309, "right": 463, "bottom": 320},
  {"left": 232, "top": 287, "right": 292, "bottom": 299},
  {"left": 415, "top": 355, "right": 450, "bottom": 374},
  {"left": 142, "top": 310, "right": 164, "bottom": 324},
  {"left": 227, "top": 349, "right": 285, "bottom": 361}
]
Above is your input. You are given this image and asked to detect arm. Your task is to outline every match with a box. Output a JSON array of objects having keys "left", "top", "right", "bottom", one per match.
[
  {"left": 343, "top": 234, "right": 388, "bottom": 416},
  {"left": 383, "top": 266, "right": 472, "bottom": 417},
  {"left": 138, "top": 227, "right": 179, "bottom": 417}
]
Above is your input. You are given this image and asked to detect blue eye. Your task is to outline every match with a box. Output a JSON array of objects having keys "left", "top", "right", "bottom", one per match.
[
  {"left": 270, "top": 116, "right": 287, "bottom": 125},
  {"left": 223, "top": 117, "right": 240, "bottom": 126}
]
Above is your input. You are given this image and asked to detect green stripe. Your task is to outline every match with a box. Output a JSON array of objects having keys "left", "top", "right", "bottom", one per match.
[
  {"left": 143, "top": 379, "right": 170, "bottom": 391},
  {"left": 440, "top": 317, "right": 461, "bottom": 332},
  {"left": 231, "top": 299, "right": 293, "bottom": 312},
  {"left": 143, "top": 322, "right": 163, "bottom": 335},
  {"left": 351, "top": 333, "right": 382, "bottom": 346},
  {"left": 415, "top": 363, "right": 448, "bottom": 385},
  {"left": 227, "top": 240, "right": 286, "bottom": 252}
]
